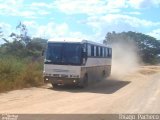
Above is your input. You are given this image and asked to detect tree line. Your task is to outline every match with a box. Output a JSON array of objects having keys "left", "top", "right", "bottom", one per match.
[
  {"left": 0, "top": 22, "right": 46, "bottom": 92},
  {"left": 103, "top": 31, "right": 160, "bottom": 64}
]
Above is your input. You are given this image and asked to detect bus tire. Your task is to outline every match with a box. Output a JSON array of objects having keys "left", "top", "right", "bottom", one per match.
[
  {"left": 51, "top": 83, "right": 58, "bottom": 88},
  {"left": 79, "top": 75, "right": 88, "bottom": 88},
  {"left": 102, "top": 70, "right": 106, "bottom": 77}
]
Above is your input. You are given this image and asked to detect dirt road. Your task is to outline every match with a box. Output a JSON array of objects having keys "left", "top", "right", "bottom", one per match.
[{"left": 0, "top": 66, "right": 160, "bottom": 113}]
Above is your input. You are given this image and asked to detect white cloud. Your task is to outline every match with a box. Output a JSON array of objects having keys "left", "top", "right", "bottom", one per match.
[
  {"left": 86, "top": 14, "right": 160, "bottom": 28},
  {"left": 0, "top": 22, "right": 14, "bottom": 43},
  {"left": 0, "top": 0, "right": 23, "bottom": 8},
  {"left": 53, "top": 0, "right": 121, "bottom": 15},
  {"left": 0, "top": 0, "right": 159, "bottom": 18},
  {"left": 0, "top": 0, "right": 23, "bottom": 14},
  {"left": 53, "top": 0, "right": 160, "bottom": 15},
  {"left": 30, "top": 22, "right": 90, "bottom": 40},
  {"left": 82, "top": 14, "right": 160, "bottom": 40},
  {"left": 128, "top": 0, "right": 160, "bottom": 9},
  {"left": 51, "top": 0, "right": 160, "bottom": 40},
  {"left": 18, "top": 11, "right": 35, "bottom": 17},
  {"left": 0, "top": 0, "right": 50, "bottom": 18},
  {"left": 23, "top": 21, "right": 38, "bottom": 28},
  {"left": 0, "top": 22, "right": 13, "bottom": 35},
  {"left": 148, "top": 29, "right": 160, "bottom": 40},
  {"left": 0, "top": 21, "right": 90, "bottom": 42},
  {"left": 1, "top": 0, "right": 159, "bottom": 19},
  {"left": 30, "top": 2, "right": 53, "bottom": 8},
  {"left": 34, "top": 22, "right": 68, "bottom": 38},
  {"left": 38, "top": 11, "right": 50, "bottom": 15},
  {"left": 127, "top": 11, "right": 141, "bottom": 15},
  {"left": 106, "top": 0, "right": 127, "bottom": 9}
]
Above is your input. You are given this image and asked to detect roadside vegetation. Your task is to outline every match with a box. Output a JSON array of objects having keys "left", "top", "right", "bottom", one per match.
[
  {"left": 0, "top": 23, "right": 160, "bottom": 92},
  {"left": 0, "top": 23, "right": 47, "bottom": 92},
  {"left": 0, "top": 56, "right": 43, "bottom": 92}
]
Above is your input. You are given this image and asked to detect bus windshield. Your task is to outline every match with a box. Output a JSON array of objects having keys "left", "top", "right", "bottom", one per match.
[{"left": 45, "top": 43, "right": 82, "bottom": 65}]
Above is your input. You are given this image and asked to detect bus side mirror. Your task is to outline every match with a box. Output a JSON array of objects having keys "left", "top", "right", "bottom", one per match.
[
  {"left": 82, "top": 48, "right": 87, "bottom": 57},
  {"left": 82, "top": 51, "right": 87, "bottom": 57}
]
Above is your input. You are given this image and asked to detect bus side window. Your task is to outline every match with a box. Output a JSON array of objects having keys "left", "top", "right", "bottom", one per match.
[
  {"left": 91, "top": 45, "right": 94, "bottom": 56},
  {"left": 87, "top": 44, "right": 91, "bottom": 56},
  {"left": 100, "top": 47, "right": 103, "bottom": 57},
  {"left": 106, "top": 48, "right": 108, "bottom": 57},
  {"left": 102, "top": 47, "right": 104, "bottom": 57},
  {"left": 108, "top": 48, "right": 112, "bottom": 57},
  {"left": 98, "top": 47, "right": 101, "bottom": 57},
  {"left": 94, "top": 46, "right": 96, "bottom": 57},
  {"left": 96, "top": 46, "right": 99, "bottom": 57},
  {"left": 104, "top": 48, "right": 106, "bottom": 57}
]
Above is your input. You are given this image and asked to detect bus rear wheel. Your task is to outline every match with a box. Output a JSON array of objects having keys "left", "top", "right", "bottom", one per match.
[{"left": 102, "top": 70, "right": 106, "bottom": 77}]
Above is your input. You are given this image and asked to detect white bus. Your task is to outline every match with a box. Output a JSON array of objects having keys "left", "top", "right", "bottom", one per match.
[{"left": 43, "top": 39, "right": 112, "bottom": 88}]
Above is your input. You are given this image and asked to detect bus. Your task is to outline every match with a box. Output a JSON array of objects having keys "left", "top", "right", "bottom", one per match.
[{"left": 43, "top": 38, "right": 112, "bottom": 88}]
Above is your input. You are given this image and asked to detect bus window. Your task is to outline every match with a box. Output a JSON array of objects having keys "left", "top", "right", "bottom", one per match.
[
  {"left": 104, "top": 48, "right": 108, "bottom": 57},
  {"left": 102, "top": 47, "right": 104, "bottom": 57},
  {"left": 98, "top": 47, "right": 100, "bottom": 57},
  {"left": 91, "top": 45, "right": 94, "bottom": 56},
  {"left": 96, "top": 46, "right": 99, "bottom": 56},
  {"left": 106, "top": 48, "right": 109, "bottom": 57},
  {"left": 94, "top": 46, "right": 96, "bottom": 56},
  {"left": 108, "top": 48, "right": 112, "bottom": 57},
  {"left": 100, "top": 47, "right": 102, "bottom": 57},
  {"left": 87, "top": 44, "right": 91, "bottom": 56},
  {"left": 104, "top": 48, "right": 106, "bottom": 57}
]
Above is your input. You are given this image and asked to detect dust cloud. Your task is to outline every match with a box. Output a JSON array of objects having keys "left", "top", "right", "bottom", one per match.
[{"left": 110, "top": 40, "right": 140, "bottom": 78}]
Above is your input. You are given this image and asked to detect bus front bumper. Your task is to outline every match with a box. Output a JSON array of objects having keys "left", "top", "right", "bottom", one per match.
[{"left": 44, "top": 76, "right": 80, "bottom": 85}]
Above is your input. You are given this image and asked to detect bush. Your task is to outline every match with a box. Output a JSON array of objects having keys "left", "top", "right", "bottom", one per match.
[{"left": 0, "top": 56, "right": 43, "bottom": 92}]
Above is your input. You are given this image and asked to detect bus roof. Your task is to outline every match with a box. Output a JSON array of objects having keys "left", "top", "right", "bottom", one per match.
[
  {"left": 48, "top": 38, "right": 110, "bottom": 48},
  {"left": 48, "top": 38, "right": 83, "bottom": 43}
]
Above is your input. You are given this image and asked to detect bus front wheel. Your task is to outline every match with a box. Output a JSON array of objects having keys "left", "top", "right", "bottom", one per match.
[
  {"left": 51, "top": 83, "right": 58, "bottom": 88},
  {"left": 79, "top": 75, "right": 88, "bottom": 88}
]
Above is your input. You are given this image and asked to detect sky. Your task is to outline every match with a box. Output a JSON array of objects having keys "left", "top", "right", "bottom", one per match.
[{"left": 0, "top": 0, "right": 160, "bottom": 43}]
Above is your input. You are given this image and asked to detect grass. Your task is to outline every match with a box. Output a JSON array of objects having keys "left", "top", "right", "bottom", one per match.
[{"left": 0, "top": 56, "right": 44, "bottom": 92}]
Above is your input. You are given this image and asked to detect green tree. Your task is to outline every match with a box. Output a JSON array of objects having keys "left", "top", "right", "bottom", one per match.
[
  {"left": 10, "top": 22, "right": 31, "bottom": 45},
  {"left": 104, "top": 31, "right": 160, "bottom": 64},
  {"left": 0, "top": 22, "right": 47, "bottom": 59}
]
